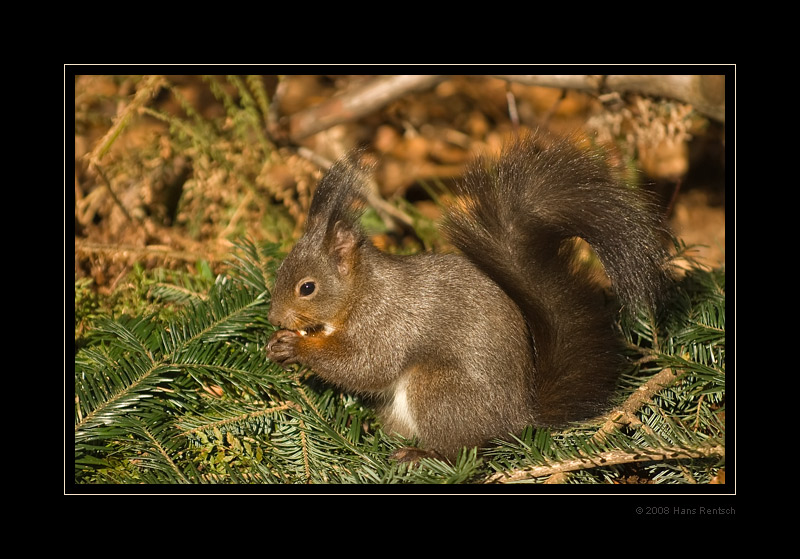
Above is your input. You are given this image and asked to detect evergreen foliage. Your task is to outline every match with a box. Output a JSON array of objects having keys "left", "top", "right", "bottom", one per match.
[
  {"left": 73, "top": 75, "right": 726, "bottom": 489},
  {"left": 73, "top": 239, "right": 726, "bottom": 487}
]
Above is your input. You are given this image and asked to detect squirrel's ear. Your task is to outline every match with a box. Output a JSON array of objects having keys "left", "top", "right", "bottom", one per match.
[{"left": 331, "top": 220, "right": 360, "bottom": 276}]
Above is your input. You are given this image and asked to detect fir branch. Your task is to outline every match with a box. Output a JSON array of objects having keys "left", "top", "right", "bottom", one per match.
[
  {"left": 487, "top": 443, "right": 724, "bottom": 483},
  {"left": 599, "top": 367, "right": 684, "bottom": 435},
  {"left": 297, "top": 417, "right": 311, "bottom": 483},
  {"left": 75, "top": 280, "right": 267, "bottom": 440},
  {"left": 540, "top": 367, "right": 708, "bottom": 484},
  {"left": 123, "top": 416, "right": 191, "bottom": 484},
  {"left": 74, "top": 240, "right": 725, "bottom": 486},
  {"left": 176, "top": 402, "right": 296, "bottom": 438},
  {"left": 149, "top": 282, "right": 208, "bottom": 304}
]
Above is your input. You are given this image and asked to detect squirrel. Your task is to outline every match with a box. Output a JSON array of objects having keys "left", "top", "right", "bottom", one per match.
[{"left": 266, "top": 132, "right": 672, "bottom": 462}]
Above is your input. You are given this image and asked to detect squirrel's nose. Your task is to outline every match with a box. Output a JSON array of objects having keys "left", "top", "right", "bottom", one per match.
[
  {"left": 267, "top": 303, "right": 290, "bottom": 329},
  {"left": 267, "top": 305, "right": 279, "bottom": 327}
]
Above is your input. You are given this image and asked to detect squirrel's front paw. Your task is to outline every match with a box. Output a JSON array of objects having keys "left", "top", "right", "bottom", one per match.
[{"left": 267, "top": 329, "right": 301, "bottom": 366}]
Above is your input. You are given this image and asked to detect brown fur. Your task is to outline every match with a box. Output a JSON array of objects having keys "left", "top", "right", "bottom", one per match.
[{"left": 267, "top": 134, "right": 671, "bottom": 461}]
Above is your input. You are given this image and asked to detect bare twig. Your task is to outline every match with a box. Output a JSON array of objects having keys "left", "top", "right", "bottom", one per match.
[
  {"left": 84, "top": 75, "right": 167, "bottom": 167},
  {"left": 505, "top": 83, "right": 520, "bottom": 129},
  {"left": 495, "top": 74, "right": 726, "bottom": 122},
  {"left": 286, "top": 75, "right": 446, "bottom": 141},
  {"left": 600, "top": 368, "right": 683, "bottom": 433},
  {"left": 487, "top": 444, "right": 724, "bottom": 483},
  {"left": 295, "top": 146, "right": 415, "bottom": 228},
  {"left": 90, "top": 163, "right": 136, "bottom": 224},
  {"left": 665, "top": 176, "right": 684, "bottom": 218},
  {"left": 487, "top": 367, "right": 693, "bottom": 484},
  {"left": 79, "top": 75, "right": 167, "bottom": 226},
  {"left": 75, "top": 239, "right": 223, "bottom": 265}
]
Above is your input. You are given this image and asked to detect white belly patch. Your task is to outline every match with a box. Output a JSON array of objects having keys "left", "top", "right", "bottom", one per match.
[{"left": 386, "top": 374, "right": 418, "bottom": 437}]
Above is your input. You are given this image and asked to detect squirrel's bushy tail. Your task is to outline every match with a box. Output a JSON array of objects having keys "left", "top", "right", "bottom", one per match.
[{"left": 445, "top": 133, "right": 672, "bottom": 424}]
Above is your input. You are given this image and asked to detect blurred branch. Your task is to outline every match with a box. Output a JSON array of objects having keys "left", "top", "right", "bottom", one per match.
[
  {"left": 75, "top": 239, "right": 225, "bottom": 265},
  {"left": 84, "top": 75, "right": 167, "bottom": 167},
  {"left": 495, "top": 75, "right": 726, "bottom": 122},
  {"left": 285, "top": 75, "right": 446, "bottom": 141},
  {"left": 295, "top": 147, "right": 414, "bottom": 228},
  {"left": 92, "top": 164, "right": 136, "bottom": 224},
  {"left": 80, "top": 75, "right": 168, "bottom": 226}
]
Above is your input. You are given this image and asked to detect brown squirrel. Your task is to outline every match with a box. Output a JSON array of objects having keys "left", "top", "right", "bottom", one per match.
[{"left": 267, "top": 133, "right": 672, "bottom": 462}]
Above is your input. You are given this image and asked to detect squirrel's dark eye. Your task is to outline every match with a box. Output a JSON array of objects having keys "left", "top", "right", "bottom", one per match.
[{"left": 299, "top": 281, "right": 316, "bottom": 297}]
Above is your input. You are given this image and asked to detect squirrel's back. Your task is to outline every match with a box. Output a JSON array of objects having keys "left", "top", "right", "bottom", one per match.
[{"left": 444, "top": 133, "right": 671, "bottom": 425}]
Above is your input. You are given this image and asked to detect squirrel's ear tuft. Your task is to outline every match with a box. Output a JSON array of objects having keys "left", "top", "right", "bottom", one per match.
[{"left": 331, "top": 220, "right": 360, "bottom": 276}]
